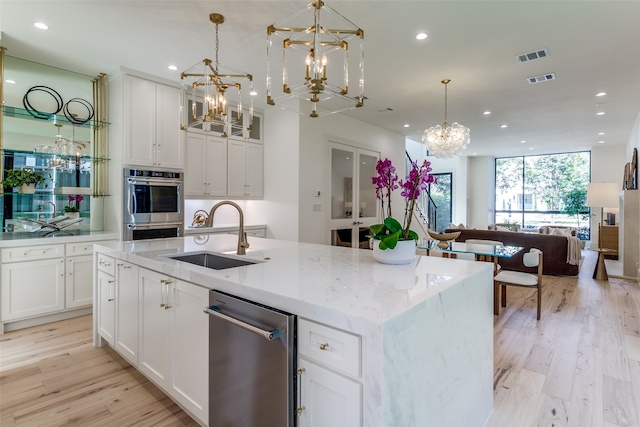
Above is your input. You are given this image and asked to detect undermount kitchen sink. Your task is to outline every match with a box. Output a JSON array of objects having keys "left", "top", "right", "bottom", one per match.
[{"left": 164, "top": 251, "right": 263, "bottom": 270}]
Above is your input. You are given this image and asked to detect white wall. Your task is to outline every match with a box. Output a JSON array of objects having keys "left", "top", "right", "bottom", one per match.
[
  {"left": 467, "top": 157, "right": 494, "bottom": 229},
  {"left": 590, "top": 144, "right": 627, "bottom": 246},
  {"left": 261, "top": 107, "right": 301, "bottom": 241}
]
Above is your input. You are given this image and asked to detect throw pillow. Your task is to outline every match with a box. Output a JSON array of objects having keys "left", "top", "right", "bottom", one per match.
[
  {"left": 496, "top": 225, "right": 511, "bottom": 232},
  {"left": 549, "top": 227, "right": 572, "bottom": 237}
]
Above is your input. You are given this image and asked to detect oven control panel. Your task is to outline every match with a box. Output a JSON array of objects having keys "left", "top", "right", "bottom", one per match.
[{"left": 125, "top": 168, "right": 182, "bottom": 179}]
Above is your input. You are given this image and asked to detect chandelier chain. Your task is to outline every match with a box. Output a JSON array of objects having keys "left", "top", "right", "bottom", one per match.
[{"left": 215, "top": 22, "right": 219, "bottom": 73}]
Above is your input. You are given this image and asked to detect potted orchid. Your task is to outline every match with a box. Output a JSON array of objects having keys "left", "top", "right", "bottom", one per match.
[
  {"left": 64, "top": 195, "right": 84, "bottom": 217},
  {"left": 370, "top": 158, "right": 435, "bottom": 263}
]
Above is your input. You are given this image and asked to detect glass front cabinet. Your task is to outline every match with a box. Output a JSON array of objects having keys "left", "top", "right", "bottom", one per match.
[{"left": 1, "top": 53, "right": 109, "bottom": 236}]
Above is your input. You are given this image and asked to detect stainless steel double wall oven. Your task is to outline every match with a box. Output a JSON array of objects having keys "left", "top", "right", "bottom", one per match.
[{"left": 123, "top": 168, "right": 184, "bottom": 240}]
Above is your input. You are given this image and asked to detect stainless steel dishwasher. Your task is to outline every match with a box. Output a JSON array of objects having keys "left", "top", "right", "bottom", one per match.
[{"left": 205, "top": 290, "right": 297, "bottom": 427}]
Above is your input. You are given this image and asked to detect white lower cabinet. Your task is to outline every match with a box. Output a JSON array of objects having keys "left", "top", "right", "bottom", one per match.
[
  {"left": 298, "top": 359, "right": 362, "bottom": 427},
  {"left": 1, "top": 257, "right": 65, "bottom": 321},
  {"left": 114, "top": 261, "right": 139, "bottom": 365},
  {"left": 97, "top": 269, "right": 116, "bottom": 345},
  {"left": 138, "top": 268, "right": 209, "bottom": 425},
  {"left": 65, "top": 255, "right": 94, "bottom": 309},
  {"left": 297, "top": 318, "right": 363, "bottom": 427}
]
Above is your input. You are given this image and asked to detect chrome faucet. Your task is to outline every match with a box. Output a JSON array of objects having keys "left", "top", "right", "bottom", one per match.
[
  {"left": 205, "top": 201, "right": 250, "bottom": 255},
  {"left": 39, "top": 201, "right": 57, "bottom": 218}
]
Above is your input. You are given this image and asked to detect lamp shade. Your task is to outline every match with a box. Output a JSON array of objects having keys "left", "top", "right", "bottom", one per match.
[{"left": 586, "top": 182, "right": 619, "bottom": 208}]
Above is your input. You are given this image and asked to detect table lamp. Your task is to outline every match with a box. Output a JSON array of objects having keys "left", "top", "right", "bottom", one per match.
[{"left": 586, "top": 182, "right": 619, "bottom": 248}]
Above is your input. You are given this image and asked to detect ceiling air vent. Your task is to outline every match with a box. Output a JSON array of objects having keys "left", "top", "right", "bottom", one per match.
[
  {"left": 377, "top": 107, "right": 394, "bottom": 113},
  {"left": 516, "top": 48, "right": 549, "bottom": 63},
  {"left": 527, "top": 73, "right": 556, "bottom": 84}
]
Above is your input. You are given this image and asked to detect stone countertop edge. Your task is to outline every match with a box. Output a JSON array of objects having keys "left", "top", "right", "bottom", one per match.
[
  {"left": 0, "top": 231, "right": 120, "bottom": 248},
  {"left": 94, "top": 234, "right": 492, "bottom": 334}
]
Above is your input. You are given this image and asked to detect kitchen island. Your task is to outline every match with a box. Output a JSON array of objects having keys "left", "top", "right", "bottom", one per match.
[{"left": 93, "top": 234, "right": 494, "bottom": 427}]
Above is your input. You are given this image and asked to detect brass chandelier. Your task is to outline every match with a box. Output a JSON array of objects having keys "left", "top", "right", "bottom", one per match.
[
  {"left": 181, "top": 13, "right": 254, "bottom": 135},
  {"left": 266, "top": 0, "right": 364, "bottom": 118},
  {"left": 423, "top": 79, "right": 470, "bottom": 158}
]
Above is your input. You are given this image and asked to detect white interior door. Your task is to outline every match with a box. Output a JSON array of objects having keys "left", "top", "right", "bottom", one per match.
[{"left": 329, "top": 142, "right": 379, "bottom": 249}]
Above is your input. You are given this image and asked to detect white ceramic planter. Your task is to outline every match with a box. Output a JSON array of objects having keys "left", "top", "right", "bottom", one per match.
[
  {"left": 65, "top": 211, "right": 80, "bottom": 219},
  {"left": 372, "top": 239, "right": 417, "bottom": 265},
  {"left": 18, "top": 183, "right": 36, "bottom": 194}
]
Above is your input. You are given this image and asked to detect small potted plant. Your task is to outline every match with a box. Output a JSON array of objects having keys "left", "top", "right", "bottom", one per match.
[
  {"left": 1, "top": 168, "right": 48, "bottom": 194},
  {"left": 64, "top": 195, "right": 84, "bottom": 218}
]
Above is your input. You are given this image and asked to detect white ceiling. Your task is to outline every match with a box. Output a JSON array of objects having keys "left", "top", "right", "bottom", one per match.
[{"left": 2, "top": 1, "right": 639, "bottom": 157}]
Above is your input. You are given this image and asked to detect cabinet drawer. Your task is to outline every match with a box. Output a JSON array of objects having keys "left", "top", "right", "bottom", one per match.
[
  {"left": 2, "top": 244, "right": 65, "bottom": 263},
  {"left": 67, "top": 240, "right": 117, "bottom": 256},
  {"left": 97, "top": 254, "right": 115, "bottom": 275},
  {"left": 298, "top": 318, "right": 361, "bottom": 378}
]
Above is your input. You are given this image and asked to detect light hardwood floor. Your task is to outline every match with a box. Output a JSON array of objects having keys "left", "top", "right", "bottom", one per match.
[{"left": 1, "top": 250, "right": 639, "bottom": 426}]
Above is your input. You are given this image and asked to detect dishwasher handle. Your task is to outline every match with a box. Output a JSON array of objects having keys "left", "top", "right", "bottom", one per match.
[{"left": 204, "top": 306, "right": 280, "bottom": 341}]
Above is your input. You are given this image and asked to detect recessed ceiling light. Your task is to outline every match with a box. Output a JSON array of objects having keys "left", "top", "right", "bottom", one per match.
[
  {"left": 250, "top": 90, "right": 258, "bottom": 96},
  {"left": 520, "top": 140, "right": 526, "bottom": 144},
  {"left": 596, "top": 92, "right": 607, "bottom": 97},
  {"left": 598, "top": 140, "right": 605, "bottom": 144},
  {"left": 596, "top": 112, "right": 605, "bottom": 116},
  {"left": 5, "top": 79, "right": 16, "bottom": 84},
  {"left": 598, "top": 132, "right": 605, "bottom": 136},
  {"left": 416, "top": 33, "right": 427, "bottom": 40},
  {"left": 33, "top": 22, "right": 49, "bottom": 30},
  {"left": 472, "top": 153, "right": 477, "bottom": 155},
  {"left": 167, "top": 65, "right": 178, "bottom": 71},
  {"left": 529, "top": 147, "right": 534, "bottom": 150},
  {"left": 403, "top": 124, "right": 410, "bottom": 128},
  {"left": 501, "top": 124, "right": 508, "bottom": 128},
  {"left": 483, "top": 111, "right": 491, "bottom": 115}
]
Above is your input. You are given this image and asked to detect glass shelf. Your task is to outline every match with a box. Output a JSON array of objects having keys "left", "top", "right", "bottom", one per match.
[
  {"left": 1, "top": 192, "right": 110, "bottom": 197},
  {"left": 2, "top": 149, "right": 110, "bottom": 164},
  {"left": 2, "top": 105, "right": 110, "bottom": 129}
]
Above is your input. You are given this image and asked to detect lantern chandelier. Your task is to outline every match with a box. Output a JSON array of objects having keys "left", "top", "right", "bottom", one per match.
[
  {"left": 266, "top": 0, "right": 364, "bottom": 118},
  {"left": 181, "top": 13, "right": 254, "bottom": 136},
  {"left": 423, "top": 79, "right": 470, "bottom": 158}
]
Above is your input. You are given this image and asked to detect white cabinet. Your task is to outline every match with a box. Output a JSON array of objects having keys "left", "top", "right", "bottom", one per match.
[
  {"left": 184, "top": 132, "right": 227, "bottom": 197},
  {"left": 114, "top": 260, "right": 139, "bottom": 365},
  {"left": 227, "top": 139, "right": 263, "bottom": 198},
  {"left": 138, "top": 268, "right": 209, "bottom": 425},
  {"left": 297, "top": 318, "right": 363, "bottom": 427},
  {"left": 96, "top": 257, "right": 139, "bottom": 365},
  {"left": 1, "top": 257, "right": 65, "bottom": 321},
  {"left": 97, "top": 268, "right": 116, "bottom": 345},
  {"left": 298, "top": 359, "right": 362, "bottom": 427},
  {"left": 65, "top": 255, "right": 93, "bottom": 308},
  {"left": 124, "top": 75, "right": 183, "bottom": 169}
]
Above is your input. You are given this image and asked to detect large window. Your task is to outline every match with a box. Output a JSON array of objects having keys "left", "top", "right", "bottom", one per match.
[
  {"left": 429, "top": 173, "right": 452, "bottom": 232},
  {"left": 495, "top": 152, "right": 591, "bottom": 239}
]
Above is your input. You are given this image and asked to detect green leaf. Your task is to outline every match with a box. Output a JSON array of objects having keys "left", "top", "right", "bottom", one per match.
[
  {"left": 405, "top": 230, "right": 419, "bottom": 240},
  {"left": 370, "top": 223, "right": 385, "bottom": 237},
  {"left": 380, "top": 230, "right": 401, "bottom": 249},
  {"left": 383, "top": 217, "right": 403, "bottom": 233}
]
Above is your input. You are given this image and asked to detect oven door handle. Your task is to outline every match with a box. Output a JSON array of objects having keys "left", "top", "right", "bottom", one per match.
[
  {"left": 126, "top": 222, "right": 183, "bottom": 230},
  {"left": 204, "top": 306, "right": 280, "bottom": 341},
  {"left": 127, "top": 178, "right": 184, "bottom": 186}
]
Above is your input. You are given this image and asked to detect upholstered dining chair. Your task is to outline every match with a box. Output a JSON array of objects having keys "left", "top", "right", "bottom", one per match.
[{"left": 493, "top": 248, "right": 543, "bottom": 320}]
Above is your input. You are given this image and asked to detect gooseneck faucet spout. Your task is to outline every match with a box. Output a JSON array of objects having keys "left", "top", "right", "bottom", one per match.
[
  {"left": 39, "top": 201, "right": 57, "bottom": 218},
  {"left": 204, "top": 201, "right": 249, "bottom": 255}
]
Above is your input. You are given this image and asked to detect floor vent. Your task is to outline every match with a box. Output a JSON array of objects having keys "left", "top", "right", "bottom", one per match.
[
  {"left": 516, "top": 48, "right": 549, "bottom": 63},
  {"left": 527, "top": 73, "right": 556, "bottom": 84}
]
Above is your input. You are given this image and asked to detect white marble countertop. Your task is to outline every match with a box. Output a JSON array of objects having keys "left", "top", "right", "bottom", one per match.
[{"left": 95, "top": 234, "right": 491, "bottom": 333}]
